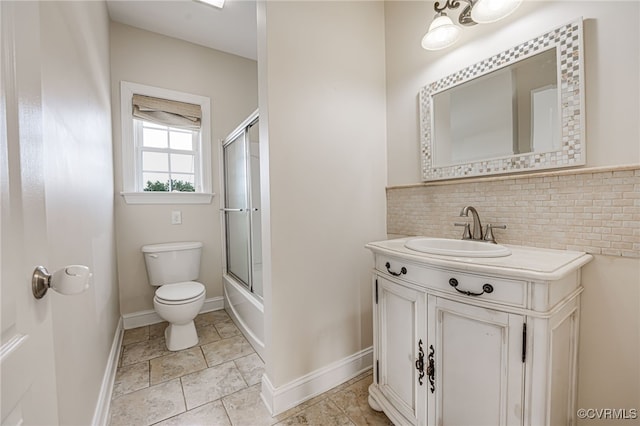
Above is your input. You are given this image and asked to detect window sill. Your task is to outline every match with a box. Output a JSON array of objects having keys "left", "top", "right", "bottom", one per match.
[{"left": 121, "top": 192, "right": 215, "bottom": 205}]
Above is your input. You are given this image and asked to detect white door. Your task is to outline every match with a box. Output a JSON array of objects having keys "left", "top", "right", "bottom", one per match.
[
  {"left": 428, "top": 296, "right": 524, "bottom": 426},
  {"left": 1, "top": 2, "right": 59, "bottom": 424},
  {"left": 375, "top": 275, "right": 427, "bottom": 425}
]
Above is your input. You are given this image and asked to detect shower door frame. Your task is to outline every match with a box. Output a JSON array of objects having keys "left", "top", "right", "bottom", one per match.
[{"left": 220, "top": 109, "right": 260, "bottom": 297}]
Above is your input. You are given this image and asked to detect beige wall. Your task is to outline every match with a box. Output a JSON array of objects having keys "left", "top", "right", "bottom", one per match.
[
  {"left": 384, "top": 1, "right": 640, "bottom": 421},
  {"left": 579, "top": 255, "right": 639, "bottom": 422},
  {"left": 110, "top": 22, "right": 258, "bottom": 315},
  {"left": 258, "top": 1, "right": 388, "bottom": 387},
  {"left": 385, "top": 1, "right": 640, "bottom": 186},
  {"left": 39, "top": 2, "right": 120, "bottom": 424}
]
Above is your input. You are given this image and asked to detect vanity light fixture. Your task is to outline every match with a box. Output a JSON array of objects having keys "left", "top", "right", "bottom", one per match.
[
  {"left": 194, "top": 0, "right": 225, "bottom": 9},
  {"left": 421, "top": 12, "right": 462, "bottom": 51},
  {"left": 421, "top": 0, "right": 523, "bottom": 51},
  {"left": 471, "top": 0, "right": 522, "bottom": 23}
]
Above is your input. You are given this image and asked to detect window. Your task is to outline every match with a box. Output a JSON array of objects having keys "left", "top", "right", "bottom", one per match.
[
  {"left": 136, "top": 121, "right": 199, "bottom": 192},
  {"left": 120, "top": 81, "right": 213, "bottom": 204}
]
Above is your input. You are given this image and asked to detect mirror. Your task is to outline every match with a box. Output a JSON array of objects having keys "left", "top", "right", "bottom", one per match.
[{"left": 419, "top": 19, "right": 585, "bottom": 181}]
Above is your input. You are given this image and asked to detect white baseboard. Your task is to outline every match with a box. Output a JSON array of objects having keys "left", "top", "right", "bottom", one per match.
[
  {"left": 261, "top": 346, "right": 373, "bottom": 416},
  {"left": 92, "top": 317, "right": 124, "bottom": 426},
  {"left": 122, "top": 296, "right": 224, "bottom": 329}
]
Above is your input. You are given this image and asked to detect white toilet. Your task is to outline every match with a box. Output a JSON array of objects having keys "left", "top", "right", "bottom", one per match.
[{"left": 141, "top": 241, "right": 206, "bottom": 351}]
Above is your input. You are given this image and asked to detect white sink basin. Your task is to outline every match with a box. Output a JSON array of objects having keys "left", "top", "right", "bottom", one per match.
[{"left": 404, "top": 237, "right": 512, "bottom": 258}]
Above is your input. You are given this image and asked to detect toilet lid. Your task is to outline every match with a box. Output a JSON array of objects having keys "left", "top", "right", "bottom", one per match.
[{"left": 155, "top": 281, "right": 205, "bottom": 303}]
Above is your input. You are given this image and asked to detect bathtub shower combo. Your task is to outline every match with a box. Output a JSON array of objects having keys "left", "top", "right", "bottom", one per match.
[{"left": 221, "top": 110, "right": 264, "bottom": 359}]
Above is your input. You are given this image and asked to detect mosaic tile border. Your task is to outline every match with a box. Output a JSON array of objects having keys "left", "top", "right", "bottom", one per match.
[{"left": 419, "top": 18, "right": 585, "bottom": 181}]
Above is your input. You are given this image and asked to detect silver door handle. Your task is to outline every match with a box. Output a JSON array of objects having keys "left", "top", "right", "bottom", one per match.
[{"left": 219, "top": 208, "right": 245, "bottom": 212}]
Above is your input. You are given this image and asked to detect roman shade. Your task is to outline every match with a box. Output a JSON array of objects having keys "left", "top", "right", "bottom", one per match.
[{"left": 132, "top": 94, "right": 202, "bottom": 130}]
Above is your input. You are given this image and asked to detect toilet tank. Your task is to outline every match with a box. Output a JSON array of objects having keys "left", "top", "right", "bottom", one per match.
[{"left": 141, "top": 241, "right": 203, "bottom": 286}]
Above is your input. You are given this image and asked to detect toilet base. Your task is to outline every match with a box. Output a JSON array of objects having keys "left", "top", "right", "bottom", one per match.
[{"left": 164, "top": 321, "right": 199, "bottom": 351}]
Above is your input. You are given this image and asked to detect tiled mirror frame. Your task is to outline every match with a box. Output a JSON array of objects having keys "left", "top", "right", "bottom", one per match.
[{"left": 419, "top": 18, "right": 585, "bottom": 181}]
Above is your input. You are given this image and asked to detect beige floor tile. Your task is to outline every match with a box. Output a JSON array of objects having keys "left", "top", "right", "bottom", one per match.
[
  {"left": 222, "top": 384, "right": 275, "bottom": 426},
  {"left": 273, "top": 390, "right": 331, "bottom": 422},
  {"left": 109, "top": 379, "right": 185, "bottom": 426},
  {"left": 209, "top": 309, "right": 232, "bottom": 323},
  {"left": 150, "top": 347, "right": 207, "bottom": 385},
  {"left": 201, "top": 335, "right": 254, "bottom": 367},
  {"left": 154, "top": 400, "right": 232, "bottom": 426},
  {"left": 196, "top": 323, "right": 222, "bottom": 346},
  {"left": 274, "top": 399, "right": 355, "bottom": 426},
  {"left": 112, "top": 361, "right": 149, "bottom": 398},
  {"left": 194, "top": 310, "right": 231, "bottom": 328},
  {"left": 194, "top": 311, "right": 217, "bottom": 328},
  {"left": 121, "top": 337, "right": 171, "bottom": 366},
  {"left": 122, "top": 326, "right": 149, "bottom": 346},
  {"left": 330, "top": 376, "right": 393, "bottom": 426},
  {"left": 341, "top": 371, "right": 373, "bottom": 391},
  {"left": 149, "top": 322, "right": 168, "bottom": 339},
  {"left": 234, "top": 353, "right": 265, "bottom": 386},
  {"left": 111, "top": 312, "right": 381, "bottom": 426},
  {"left": 118, "top": 346, "right": 123, "bottom": 368},
  {"left": 214, "top": 319, "right": 241, "bottom": 338},
  {"left": 181, "top": 361, "right": 248, "bottom": 410}
]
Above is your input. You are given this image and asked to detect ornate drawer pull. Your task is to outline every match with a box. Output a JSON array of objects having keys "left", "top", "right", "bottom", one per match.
[
  {"left": 427, "top": 345, "right": 435, "bottom": 393},
  {"left": 385, "top": 262, "right": 407, "bottom": 276},
  {"left": 448, "top": 278, "right": 494, "bottom": 297},
  {"left": 416, "top": 339, "right": 425, "bottom": 385}
]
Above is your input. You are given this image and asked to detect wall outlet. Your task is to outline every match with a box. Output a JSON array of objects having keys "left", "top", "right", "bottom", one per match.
[{"left": 171, "top": 210, "right": 182, "bottom": 225}]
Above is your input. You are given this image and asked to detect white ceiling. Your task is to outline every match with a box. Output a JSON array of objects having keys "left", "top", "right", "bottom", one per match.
[{"left": 106, "top": 0, "right": 257, "bottom": 60}]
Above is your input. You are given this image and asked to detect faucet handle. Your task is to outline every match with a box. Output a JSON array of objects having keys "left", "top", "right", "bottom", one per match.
[
  {"left": 483, "top": 224, "right": 507, "bottom": 244},
  {"left": 454, "top": 222, "right": 472, "bottom": 240}
]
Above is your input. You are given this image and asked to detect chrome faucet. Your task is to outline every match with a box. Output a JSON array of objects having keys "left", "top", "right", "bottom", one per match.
[{"left": 459, "top": 206, "right": 483, "bottom": 241}]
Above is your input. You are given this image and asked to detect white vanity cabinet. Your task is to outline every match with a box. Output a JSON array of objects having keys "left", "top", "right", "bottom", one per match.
[
  {"left": 366, "top": 239, "right": 592, "bottom": 426},
  {"left": 375, "top": 275, "right": 428, "bottom": 424}
]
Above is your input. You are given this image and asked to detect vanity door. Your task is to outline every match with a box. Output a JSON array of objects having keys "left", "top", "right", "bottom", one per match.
[
  {"left": 375, "top": 275, "right": 428, "bottom": 425},
  {"left": 427, "top": 296, "right": 525, "bottom": 426}
]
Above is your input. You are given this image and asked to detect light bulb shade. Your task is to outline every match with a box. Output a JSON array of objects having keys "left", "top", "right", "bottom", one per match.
[
  {"left": 470, "top": 0, "right": 523, "bottom": 24},
  {"left": 421, "top": 14, "right": 461, "bottom": 51},
  {"left": 195, "top": 0, "right": 225, "bottom": 8}
]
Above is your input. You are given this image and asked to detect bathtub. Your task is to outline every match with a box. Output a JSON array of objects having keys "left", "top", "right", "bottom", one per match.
[{"left": 223, "top": 273, "right": 265, "bottom": 360}]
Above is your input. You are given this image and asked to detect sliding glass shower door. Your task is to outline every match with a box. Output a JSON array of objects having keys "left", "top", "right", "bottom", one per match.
[{"left": 222, "top": 113, "right": 262, "bottom": 298}]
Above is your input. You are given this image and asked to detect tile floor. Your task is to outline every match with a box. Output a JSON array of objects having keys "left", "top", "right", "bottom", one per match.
[{"left": 109, "top": 310, "right": 393, "bottom": 425}]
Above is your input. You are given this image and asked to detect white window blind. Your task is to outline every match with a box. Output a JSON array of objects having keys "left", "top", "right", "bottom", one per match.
[{"left": 132, "top": 94, "right": 202, "bottom": 130}]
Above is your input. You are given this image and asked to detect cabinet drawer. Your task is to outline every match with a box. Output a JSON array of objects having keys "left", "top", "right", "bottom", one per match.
[{"left": 376, "top": 255, "right": 527, "bottom": 308}]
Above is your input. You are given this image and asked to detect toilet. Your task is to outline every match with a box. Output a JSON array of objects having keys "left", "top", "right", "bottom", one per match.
[{"left": 141, "top": 241, "right": 206, "bottom": 351}]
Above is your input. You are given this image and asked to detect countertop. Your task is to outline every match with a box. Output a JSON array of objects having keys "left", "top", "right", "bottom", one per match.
[{"left": 366, "top": 237, "right": 593, "bottom": 281}]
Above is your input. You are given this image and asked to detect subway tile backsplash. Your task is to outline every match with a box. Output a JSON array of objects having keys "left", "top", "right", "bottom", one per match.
[{"left": 387, "top": 166, "right": 640, "bottom": 258}]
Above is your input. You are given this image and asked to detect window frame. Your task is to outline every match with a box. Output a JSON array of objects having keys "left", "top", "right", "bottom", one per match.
[
  {"left": 134, "top": 120, "right": 201, "bottom": 192},
  {"left": 120, "top": 81, "right": 213, "bottom": 204}
]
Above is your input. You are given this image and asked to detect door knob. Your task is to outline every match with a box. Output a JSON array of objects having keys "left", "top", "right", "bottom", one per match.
[{"left": 32, "top": 265, "right": 91, "bottom": 299}]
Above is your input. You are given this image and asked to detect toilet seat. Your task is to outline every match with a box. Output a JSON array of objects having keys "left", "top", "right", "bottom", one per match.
[{"left": 155, "top": 281, "right": 205, "bottom": 305}]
